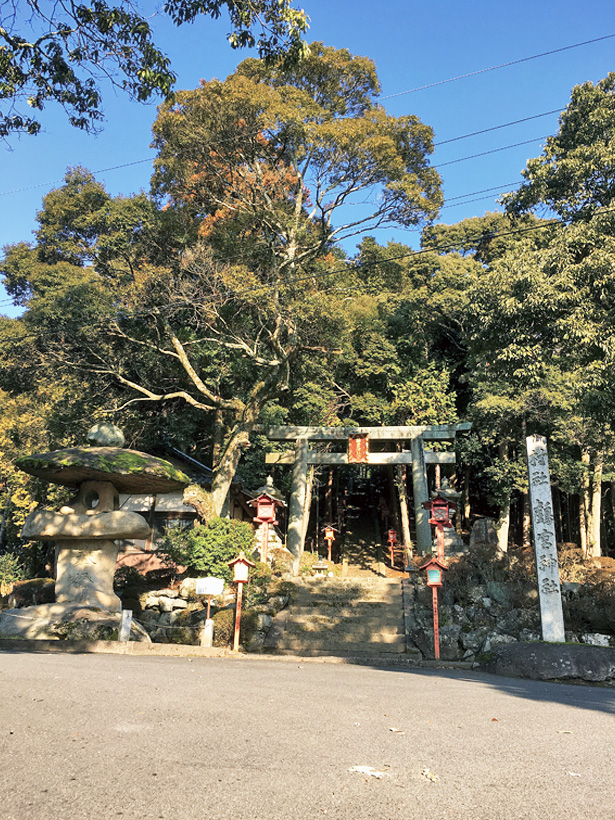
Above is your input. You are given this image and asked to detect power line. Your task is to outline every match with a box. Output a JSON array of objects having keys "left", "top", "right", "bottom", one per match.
[
  {"left": 434, "top": 110, "right": 562, "bottom": 146},
  {"left": 381, "top": 33, "right": 615, "bottom": 100},
  {"left": 0, "top": 213, "right": 568, "bottom": 335},
  {"left": 435, "top": 136, "right": 548, "bottom": 168}
]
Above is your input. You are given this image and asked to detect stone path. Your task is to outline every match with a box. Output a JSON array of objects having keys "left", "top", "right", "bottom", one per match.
[{"left": 263, "top": 576, "right": 407, "bottom": 657}]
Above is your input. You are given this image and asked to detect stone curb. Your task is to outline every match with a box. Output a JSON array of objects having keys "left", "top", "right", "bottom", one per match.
[{"left": 0, "top": 637, "right": 473, "bottom": 668}]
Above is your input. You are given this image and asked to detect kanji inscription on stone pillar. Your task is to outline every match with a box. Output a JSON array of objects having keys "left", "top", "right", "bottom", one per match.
[{"left": 526, "top": 435, "right": 565, "bottom": 643}]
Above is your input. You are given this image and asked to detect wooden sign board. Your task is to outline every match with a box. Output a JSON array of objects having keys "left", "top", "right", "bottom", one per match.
[{"left": 196, "top": 577, "right": 225, "bottom": 597}]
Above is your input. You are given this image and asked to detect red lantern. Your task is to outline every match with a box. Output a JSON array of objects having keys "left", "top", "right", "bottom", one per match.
[
  {"left": 322, "top": 524, "right": 338, "bottom": 561},
  {"left": 249, "top": 488, "right": 283, "bottom": 565},
  {"left": 423, "top": 494, "right": 457, "bottom": 561}
]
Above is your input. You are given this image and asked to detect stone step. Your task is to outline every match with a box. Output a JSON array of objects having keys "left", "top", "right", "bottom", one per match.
[{"left": 264, "top": 576, "right": 406, "bottom": 656}]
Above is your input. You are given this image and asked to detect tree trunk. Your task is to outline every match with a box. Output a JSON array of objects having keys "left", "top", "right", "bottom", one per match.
[
  {"left": 588, "top": 453, "right": 603, "bottom": 558},
  {"left": 496, "top": 443, "right": 510, "bottom": 553},
  {"left": 302, "top": 466, "right": 314, "bottom": 552},
  {"left": 552, "top": 488, "right": 564, "bottom": 544},
  {"left": 386, "top": 466, "right": 401, "bottom": 533},
  {"left": 579, "top": 448, "right": 591, "bottom": 558},
  {"left": 396, "top": 464, "right": 413, "bottom": 561},
  {"left": 496, "top": 493, "right": 511, "bottom": 553},
  {"left": 463, "top": 469, "right": 471, "bottom": 524},
  {"left": 522, "top": 491, "right": 531, "bottom": 550},
  {"left": 212, "top": 405, "right": 224, "bottom": 470}
]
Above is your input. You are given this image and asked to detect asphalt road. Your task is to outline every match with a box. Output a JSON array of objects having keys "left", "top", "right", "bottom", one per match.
[{"left": 1, "top": 651, "right": 615, "bottom": 820}]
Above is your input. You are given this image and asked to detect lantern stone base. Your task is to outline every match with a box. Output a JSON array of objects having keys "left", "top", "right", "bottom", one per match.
[
  {"left": 0, "top": 603, "right": 151, "bottom": 642},
  {"left": 55, "top": 539, "right": 121, "bottom": 611}
]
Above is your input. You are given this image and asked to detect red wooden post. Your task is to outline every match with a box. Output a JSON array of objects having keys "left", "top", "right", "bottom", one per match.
[
  {"left": 432, "top": 585, "right": 440, "bottom": 659},
  {"left": 387, "top": 528, "right": 398, "bottom": 567},
  {"left": 233, "top": 581, "right": 244, "bottom": 652},
  {"left": 262, "top": 519, "right": 270, "bottom": 565},
  {"left": 228, "top": 552, "right": 255, "bottom": 652},
  {"left": 435, "top": 523, "right": 445, "bottom": 562},
  {"left": 421, "top": 557, "right": 447, "bottom": 661}
]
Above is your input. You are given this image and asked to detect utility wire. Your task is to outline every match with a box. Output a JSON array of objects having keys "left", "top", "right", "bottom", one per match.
[
  {"left": 435, "top": 136, "right": 548, "bottom": 168},
  {"left": 434, "top": 110, "right": 562, "bottom": 145},
  {"left": 380, "top": 33, "right": 615, "bottom": 100},
  {"left": 0, "top": 214, "right": 573, "bottom": 338},
  {"left": 0, "top": 105, "right": 563, "bottom": 198}
]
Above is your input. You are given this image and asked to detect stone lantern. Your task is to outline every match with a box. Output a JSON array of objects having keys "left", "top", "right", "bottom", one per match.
[{"left": 0, "top": 425, "right": 190, "bottom": 640}]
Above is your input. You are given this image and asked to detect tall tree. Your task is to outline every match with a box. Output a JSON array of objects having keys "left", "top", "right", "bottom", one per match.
[
  {"left": 0, "top": 0, "right": 308, "bottom": 136},
  {"left": 2, "top": 45, "right": 443, "bottom": 516}
]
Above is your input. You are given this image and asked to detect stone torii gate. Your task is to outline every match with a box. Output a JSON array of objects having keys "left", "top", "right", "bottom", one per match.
[{"left": 266, "top": 423, "right": 471, "bottom": 569}]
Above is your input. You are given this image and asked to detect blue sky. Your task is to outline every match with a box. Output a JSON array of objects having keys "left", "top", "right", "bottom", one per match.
[{"left": 2, "top": 0, "right": 615, "bottom": 316}]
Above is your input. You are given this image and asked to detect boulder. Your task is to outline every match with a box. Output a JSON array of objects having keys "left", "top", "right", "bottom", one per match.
[
  {"left": 579, "top": 633, "right": 613, "bottom": 647},
  {"left": 483, "top": 641, "right": 615, "bottom": 682},
  {"left": 469, "top": 518, "right": 499, "bottom": 550},
  {"left": 0, "top": 603, "right": 151, "bottom": 642},
  {"left": 411, "top": 624, "right": 462, "bottom": 660}
]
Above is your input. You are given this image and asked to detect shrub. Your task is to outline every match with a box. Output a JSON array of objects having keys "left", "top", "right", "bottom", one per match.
[
  {"left": 245, "top": 561, "right": 274, "bottom": 607},
  {"left": 0, "top": 553, "right": 24, "bottom": 594},
  {"left": 157, "top": 517, "right": 256, "bottom": 582},
  {"left": 113, "top": 565, "right": 146, "bottom": 595},
  {"left": 212, "top": 607, "right": 260, "bottom": 648}
]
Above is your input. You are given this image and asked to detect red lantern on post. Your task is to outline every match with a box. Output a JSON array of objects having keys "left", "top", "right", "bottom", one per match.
[
  {"left": 387, "top": 528, "right": 398, "bottom": 567},
  {"left": 420, "top": 556, "right": 448, "bottom": 660},
  {"left": 228, "top": 551, "right": 256, "bottom": 652},
  {"left": 422, "top": 493, "right": 457, "bottom": 562},
  {"left": 248, "top": 478, "right": 285, "bottom": 565},
  {"left": 322, "top": 524, "right": 338, "bottom": 562}
]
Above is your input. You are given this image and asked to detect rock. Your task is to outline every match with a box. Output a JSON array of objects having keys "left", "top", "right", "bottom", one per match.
[
  {"left": 579, "top": 633, "right": 613, "bottom": 647},
  {"left": 150, "top": 588, "right": 179, "bottom": 599},
  {"left": 467, "top": 585, "right": 487, "bottom": 604},
  {"left": 157, "top": 596, "right": 176, "bottom": 612},
  {"left": 482, "top": 632, "right": 517, "bottom": 652},
  {"left": 411, "top": 624, "right": 461, "bottom": 660},
  {"left": 0, "top": 603, "right": 151, "bottom": 642},
  {"left": 469, "top": 518, "right": 499, "bottom": 550},
  {"left": 267, "top": 595, "right": 289, "bottom": 613},
  {"left": 483, "top": 641, "right": 615, "bottom": 683},
  {"left": 86, "top": 423, "right": 126, "bottom": 448},
  {"left": 256, "top": 613, "right": 273, "bottom": 630},
  {"left": 460, "top": 627, "right": 490, "bottom": 652},
  {"left": 561, "top": 582, "right": 583, "bottom": 599},
  {"left": 179, "top": 578, "right": 197, "bottom": 599},
  {"left": 246, "top": 631, "right": 267, "bottom": 652},
  {"left": 519, "top": 629, "right": 541, "bottom": 643},
  {"left": 485, "top": 581, "right": 512, "bottom": 607}
]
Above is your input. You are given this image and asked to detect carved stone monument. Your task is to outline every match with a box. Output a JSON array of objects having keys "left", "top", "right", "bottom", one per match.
[
  {"left": 0, "top": 425, "right": 189, "bottom": 640},
  {"left": 526, "top": 435, "right": 565, "bottom": 643}
]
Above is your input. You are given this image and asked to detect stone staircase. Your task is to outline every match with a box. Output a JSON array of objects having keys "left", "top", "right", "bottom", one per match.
[{"left": 263, "top": 576, "right": 407, "bottom": 658}]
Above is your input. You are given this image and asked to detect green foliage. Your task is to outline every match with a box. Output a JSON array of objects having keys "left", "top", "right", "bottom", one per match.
[
  {"left": 0, "top": 0, "right": 308, "bottom": 137},
  {"left": 503, "top": 73, "right": 615, "bottom": 221},
  {"left": 158, "top": 517, "right": 255, "bottom": 580},
  {"left": 244, "top": 561, "right": 274, "bottom": 607},
  {"left": 212, "top": 606, "right": 260, "bottom": 648},
  {"left": 0, "top": 552, "right": 24, "bottom": 588}
]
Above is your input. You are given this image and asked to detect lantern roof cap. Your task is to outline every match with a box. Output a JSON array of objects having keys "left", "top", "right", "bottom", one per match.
[
  {"left": 228, "top": 551, "right": 256, "bottom": 569},
  {"left": 249, "top": 475, "right": 286, "bottom": 506},
  {"left": 419, "top": 556, "right": 449, "bottom": 572},
  {"left": 430, "top": 478, "right": 461, "bottom": 503}
]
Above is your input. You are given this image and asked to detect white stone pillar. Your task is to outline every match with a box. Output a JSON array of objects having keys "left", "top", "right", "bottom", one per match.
[
  {"left": 526, "top": 435, "right": 565, "bottom": 643},
  {"left": 411, "top": 436, "right": 431, "bottom": 554}
]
